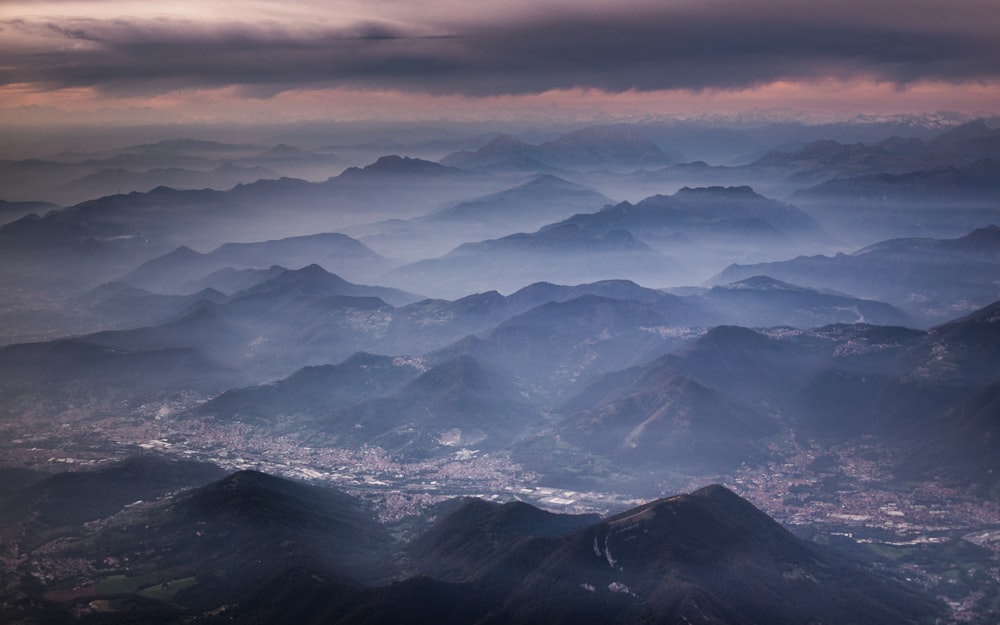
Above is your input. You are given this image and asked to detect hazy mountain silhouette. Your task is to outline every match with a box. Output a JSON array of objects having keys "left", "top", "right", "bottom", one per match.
[
  {"left": 751, "top": 138, "right": 965, "bottom": 186},
  {"left": 60, "top": 163, "right": 279, "bottom": 200},
  {"left": 350, "top": 174, "right": 614, "bottom": 261},
  {"left": 178, "top": 264, "right": 288, "bottom": 294},
  {"left": 555, "top": 186, "right": 827, "bottom": 247},
  {"left": 441, "top": 125, "right": 683, "bottom": 172},
  {"left": 792, "top": 159, "right": 1000, "bottom": 241},
  {"left": 0, "top": 198, "right": 59, "bottom": 224},
  {"left": 84, "top": 267, "right": 404, "bottom": 379},
  {"left": 929, "top": 119, "right": 1000, "bottom": 159},
  {"left": 696, "top": 275, "right": 913, "bottom": 328},
  {"left": 0, "top": 337, "right": 242, "bottom": 416},
  {"left": 426, "top": 174, "right": 611, "bottom": 228},
  {"left": 440, "top": 133, "right": 555, "bottom": 171},
  {"left": 196, "top": 352, "right": 425, "bottom": 427},
  {"left": 75, "top": 281, "right": 229, "bottom": 329},
  {"left": 430, "top": 294, "right": 706, "bottom": 403},
  {"left": 231, "top": 263, "right": 417, "bottom": 306},
  {"left": 121, "top": 232, "right": 397, "bottom": 293},
  {"left": 505, "top": 279, "right": 713, "bottom": 320},
  {"left": 312, "top": 355, "right": 534, "bottom": 458},
  {"left": 557, "top": 361, "right": 776, "bottom": 471},
  {"left": 386, "top": 223, "right": 677, "bottom": 298},
  {"left": 713, "top": 225, "right": 1000, "bottom": 324}
]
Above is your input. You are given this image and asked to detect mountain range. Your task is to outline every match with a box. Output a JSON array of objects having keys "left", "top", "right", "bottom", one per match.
[
  {"left": 712, "top": 225, "right": 1000, "bottom": 324},
  {"left": 2, "top": 118, "right": 999, "bottom": 624},
  {"left": 440, "top": 125, "right": 685, "bottom": 172},
  {"left": 0, "top": 464, "right": 944, "bottom": 625},
  {"left": 386, "top": 224, "right": 677, "bottom": 298},
  {"left": 120, "top": 232, "right": 399, "bottom": 292}
]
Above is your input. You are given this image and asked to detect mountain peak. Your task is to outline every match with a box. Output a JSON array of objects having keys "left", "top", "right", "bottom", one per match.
[
  {"left": 522, "top": 173, "right": 585, "bottom": 189},
  {"left": 481, "top": 134, "right": 532, "bottom": 151},
  {"left": 689, "top": 482, "right": 751, "bottom": 505},
  {"left": 347, "top": 155, "right": 458, "bottom": 177},
  {"left": 954, "top": 224, "right": 1000, "bottom": 250},
  {"left": 261, "top": 143, "right": 305, "bottom": 156},
  {"left": 234, "top": 264, "right": 355, "bottom": 299},
  {"left": 722, "top": 275, "right": 808, "bottom": 291},
  {"left": 167, "top": 244, "right": 202, "bottom": 258},
  {"left": 674, "top": 185, "right": 762, "bottom": 200}
]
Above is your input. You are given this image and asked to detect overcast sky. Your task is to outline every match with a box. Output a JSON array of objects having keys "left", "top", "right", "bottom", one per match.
[{"left": 2, "top": 0, "right": 999, "bottom": 124}]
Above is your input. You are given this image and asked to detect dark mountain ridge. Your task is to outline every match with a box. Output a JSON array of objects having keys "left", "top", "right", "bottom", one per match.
[
  {"left": 302, "top": 485, "right": 940, "bottom": 625},
  {"left": 7, "top": 475, "right": 943, "bottom": 625},
  {"left": 0, "top": 455, "right": 225, "bottom": 540}
]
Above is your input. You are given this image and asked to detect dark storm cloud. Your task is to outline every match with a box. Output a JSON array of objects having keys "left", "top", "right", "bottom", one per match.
[{"left": 4, "top": 0, "right": 1000, "bottom": 96}]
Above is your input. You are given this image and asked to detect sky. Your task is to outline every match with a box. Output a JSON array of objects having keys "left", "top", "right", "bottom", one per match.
[{"left": 2, "top": 0, "right": 1000, "bottom": 125}]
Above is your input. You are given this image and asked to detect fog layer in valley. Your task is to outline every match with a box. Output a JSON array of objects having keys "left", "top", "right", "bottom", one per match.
[{"left": 1, "top": 116, "right": 999, "bottom": 624}]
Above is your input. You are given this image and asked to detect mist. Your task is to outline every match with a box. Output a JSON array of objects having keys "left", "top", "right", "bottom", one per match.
[{"left": 0, "top": 115, "right": 999, "bottom": 624}]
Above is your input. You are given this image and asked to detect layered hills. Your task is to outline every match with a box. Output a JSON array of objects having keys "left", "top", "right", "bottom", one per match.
[
  {"left": 0, "top": 466, "right": 944, "bottom": 625},
  {"left": 386, "top": 223, "right": 677, "bottom": 298},
  {"left": 712, "top": 225, "right": 1000, "bottom": 324},
  {"left": 441, "top": 125, "right": 684, "bottom": 172},
  {"left": 121, "top": 232, "right": 399, "bottom": 292}
]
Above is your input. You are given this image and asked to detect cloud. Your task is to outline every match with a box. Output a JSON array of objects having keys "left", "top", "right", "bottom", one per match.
[{"left": 3, "top": 0, "right": 1000, "bottom": 97}]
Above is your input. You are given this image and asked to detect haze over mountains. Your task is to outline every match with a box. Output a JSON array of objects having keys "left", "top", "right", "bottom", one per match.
[{"left": 1, "top": 116, "right": 999, "bottom": 624}]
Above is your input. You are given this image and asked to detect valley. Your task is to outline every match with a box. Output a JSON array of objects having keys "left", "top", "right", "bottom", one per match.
[
  {"left": 3, "top": 392, "right": 999, "bottom": 621},
  {"left": 0, "top": 116, "right": 998, "bottom": 623}
]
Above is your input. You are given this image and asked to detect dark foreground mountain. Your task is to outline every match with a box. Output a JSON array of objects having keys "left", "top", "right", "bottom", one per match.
[
  {"left": 0, "top": 470, "right": 394, "bottom": 625},
  {"left": 214, "top": 485, "right": 942, "bottom": 625},
  {"left": 5, "top": 475, "right": 942, "bottom": 625},
  {"left": 0, "top": 456, "right": 225, "bottom": 544},
  {"left": 406, "top": 499, "right": 601, "bottom": 582}
]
